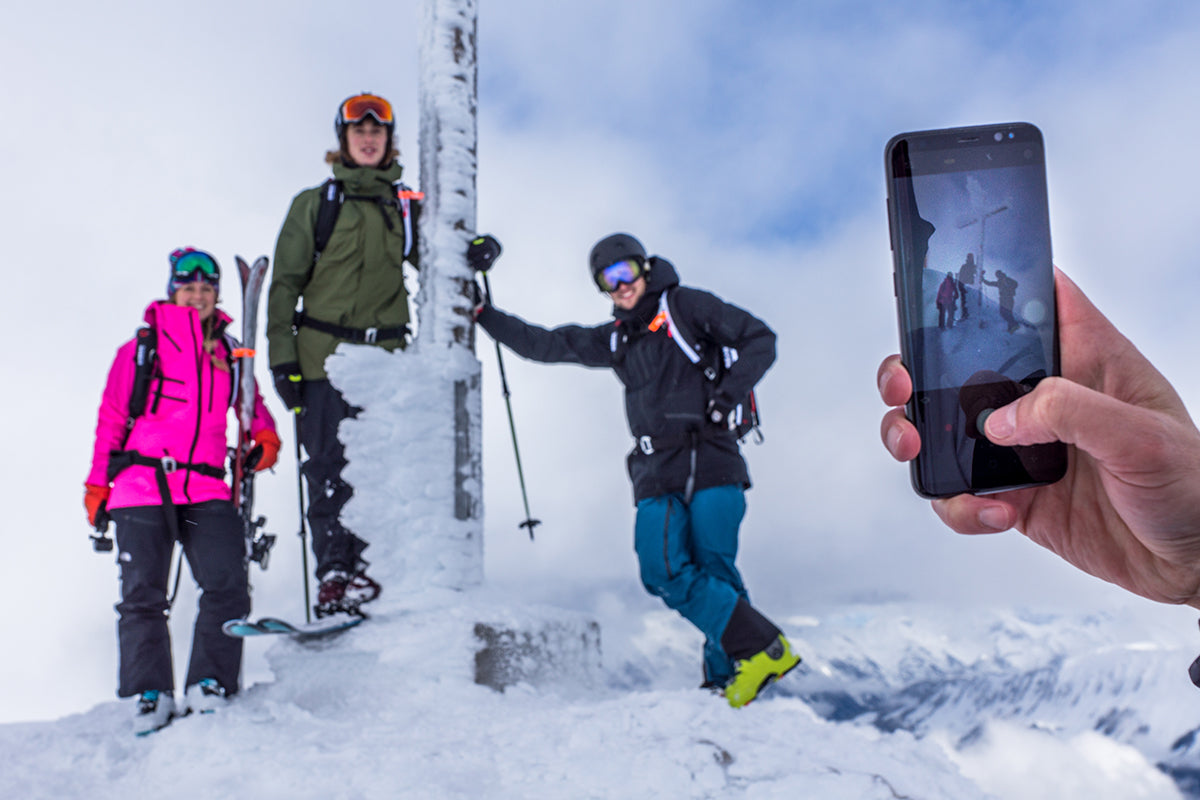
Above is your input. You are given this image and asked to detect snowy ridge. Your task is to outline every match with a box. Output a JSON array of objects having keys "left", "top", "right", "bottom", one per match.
[
  {"left": 1, "top": 593, "right": 990, "bottom": 800},
  {"left": 4, "top": 597, "right": 1197, "bottom": 798}
]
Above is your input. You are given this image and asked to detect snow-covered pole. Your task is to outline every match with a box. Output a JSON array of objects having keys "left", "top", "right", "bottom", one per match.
[
  {"left": 417, "top": 0, "right": 479, "bottom": 351},
  {"left": 408, "top": 0, "right": 482, "bottom": 589}
]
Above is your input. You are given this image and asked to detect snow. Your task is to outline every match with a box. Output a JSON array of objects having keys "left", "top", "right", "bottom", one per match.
[
  {"left": 0, "top": 594, "right": 986, "bottom": 800},
  {"left": 3, "top": 588, "right": 1194, "bottom": 798},
  {"left": 328, "top": 345, "right": 484, "bottom": 593}
]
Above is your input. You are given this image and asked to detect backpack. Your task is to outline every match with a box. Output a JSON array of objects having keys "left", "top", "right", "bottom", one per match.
[
  {"left": 312, "top": 178, "right": 421, "bottom": 262},
  {"left": 647, "top": 288, "right": 764, "bottom": 444}
]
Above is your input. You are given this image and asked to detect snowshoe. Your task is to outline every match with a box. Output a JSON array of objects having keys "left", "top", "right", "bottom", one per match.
[
  {"left": 344, "top": 572, "right": 381, "bottom": 606},
  {"left": 315, "top": 570, "right": 380, "bottom": 618},
  {"left": 315, "top": 570, "right": 350, "bottom": 614}
]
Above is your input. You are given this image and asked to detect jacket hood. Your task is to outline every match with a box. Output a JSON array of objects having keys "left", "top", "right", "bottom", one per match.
[
  {"left": 332, "top": 159, "right": 405, "bottom": 194},
  {"left": 143, "top": 300, "right": 234, "bottom": 333},
  {"left": 643, "top": 255, "right": 679, "bottom": 294}
]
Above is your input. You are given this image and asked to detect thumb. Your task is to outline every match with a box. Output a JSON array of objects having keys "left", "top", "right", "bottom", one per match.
[{"left": 983, "top": 376, "right": 1154, "bottom": 466}]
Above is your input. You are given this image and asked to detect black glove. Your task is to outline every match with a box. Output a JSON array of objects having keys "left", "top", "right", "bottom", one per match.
[
  {"left": 92, "top": 503, "right": 112, "bottom": 537},
  {"left": 466, "top": 278, "right": 488, "bottom": 318},
  {"left": 467, "top": 234, "right": 502, "bottom": 272},
  {"left": 272, "top": 362, "right": 304, "bottom": 413}
]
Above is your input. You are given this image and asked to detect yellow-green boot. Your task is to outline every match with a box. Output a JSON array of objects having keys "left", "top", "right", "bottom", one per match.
[{"left": 724, "top": 635, "right": 801, "bottom": 708}]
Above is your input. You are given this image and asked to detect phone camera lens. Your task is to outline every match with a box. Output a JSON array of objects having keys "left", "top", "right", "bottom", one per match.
[{"left": 993, "top": 132, "right": 1003, "bottom": 142}]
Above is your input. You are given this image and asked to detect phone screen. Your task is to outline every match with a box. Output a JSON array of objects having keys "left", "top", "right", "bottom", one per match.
[{"left": 886, "top": 123, "right": 1067, "bottom": 497}]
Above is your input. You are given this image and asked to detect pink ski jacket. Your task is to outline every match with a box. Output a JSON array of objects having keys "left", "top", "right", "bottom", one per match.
[{"left": 86, "top": 301, "right": 277, "bottom": 510}]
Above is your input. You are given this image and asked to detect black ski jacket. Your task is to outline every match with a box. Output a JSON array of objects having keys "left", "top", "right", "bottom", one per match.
[{"left": 476, "top": 258, "right": 775, "bottom": 503}]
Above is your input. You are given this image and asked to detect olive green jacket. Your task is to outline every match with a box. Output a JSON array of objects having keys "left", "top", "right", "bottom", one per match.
[{"left": 267, "top": 160, "right": 417, "bottom": 379}]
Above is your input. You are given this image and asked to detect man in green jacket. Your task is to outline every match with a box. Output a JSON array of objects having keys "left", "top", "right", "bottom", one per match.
[{"left": 266, "top": 92, "right": 419, "bottom": 616}]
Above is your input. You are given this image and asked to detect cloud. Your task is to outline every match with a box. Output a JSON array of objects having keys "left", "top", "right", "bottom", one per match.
[
  {"left": 3, "top": 0, "right": 1200, "bottom": 723},
  {"left": 948, "top": 722, "right": 1184, "bottom": 800}
]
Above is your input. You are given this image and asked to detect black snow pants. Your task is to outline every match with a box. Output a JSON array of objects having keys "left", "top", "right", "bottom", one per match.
[
  {"left": 111, "top": 500, "right": 249, "bottom": 698},
  {"left": 298, "top": 379, "right": 368, "bottom": 580}
]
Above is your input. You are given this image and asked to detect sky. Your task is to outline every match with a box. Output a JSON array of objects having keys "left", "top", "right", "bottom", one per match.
[{"left": 2, "top": 0, "right": 1200, "bottom": 724}]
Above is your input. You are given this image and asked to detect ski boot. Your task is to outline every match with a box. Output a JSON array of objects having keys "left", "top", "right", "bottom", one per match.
[
  {"left": 134, "top": 690, "right": 175, "bottom": 736},
  {"left": 724, "top": 635, "right": 801, "bottom": 708}
]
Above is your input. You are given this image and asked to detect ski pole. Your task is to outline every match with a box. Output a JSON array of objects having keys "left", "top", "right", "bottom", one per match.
[
  {"left": 166, "top": 546, "right": 184, "bottom": 608},
  {"left": 294, "top": 413, "right": 312, "bottom": 623},
  {"left": 481, "top": 272, "right": 542, "bottom": 540}
]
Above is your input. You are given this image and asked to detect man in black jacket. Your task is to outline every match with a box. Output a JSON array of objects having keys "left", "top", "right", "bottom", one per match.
[{"left": 470, "top": 232, "right": 799, "bottom": 707}]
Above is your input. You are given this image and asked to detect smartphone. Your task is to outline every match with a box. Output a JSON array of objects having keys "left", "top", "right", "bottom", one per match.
[{"left": 885, "top": 122, "right": 1067, "bottom": 498}]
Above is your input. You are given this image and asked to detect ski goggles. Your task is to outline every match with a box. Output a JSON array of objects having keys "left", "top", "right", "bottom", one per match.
[
  {"left": 338, "top": 93, "right": 395, "bottom": 127},
  {"left": 595, "top": 259, "right": 644, "bottom": 293},
  {"left": 168, "top": 248, "right": 221, "bottom": 290}
]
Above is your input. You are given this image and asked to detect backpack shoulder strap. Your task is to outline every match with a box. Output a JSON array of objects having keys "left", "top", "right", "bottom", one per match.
[
  {"left": 312, "top": 178, "right": 344, "bottom": 260},
  {"left": 127, "top": 325, "right": 158, "bottom": 426},
  {"left": 659, "top": 288, "right": 713, "bottom": 377},
  {"left": 395, "top": 181, "right": 418, "bottom": 260},
  {"left": 222, "top": 332, "right": 241, "bottom": 409},
  {"left": 316, "top": 179, "right": 420, "bottom": 262},
  {"left": 663, "top": 287, "right": 763, "bottom": 441}
]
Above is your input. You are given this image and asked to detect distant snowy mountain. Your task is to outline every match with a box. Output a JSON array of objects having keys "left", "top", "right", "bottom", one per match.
[{"left": 777, "top": 603, "right": 1200, "bottom": 798}]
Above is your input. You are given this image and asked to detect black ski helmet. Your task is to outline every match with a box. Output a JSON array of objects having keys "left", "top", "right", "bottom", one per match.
[{"left": 588, "top": 233, "right": 647, "bottom": 283}]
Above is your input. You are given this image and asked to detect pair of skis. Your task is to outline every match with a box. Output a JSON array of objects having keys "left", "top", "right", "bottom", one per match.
[
  {"left": 229, "top": 257, "right": 360, "bottom": 640},
  {"left": 222, "top": 613, "right": 365, "bottom": 640},
  {"left": 233, "top": 256, "right": 276, "bottom": 569}
]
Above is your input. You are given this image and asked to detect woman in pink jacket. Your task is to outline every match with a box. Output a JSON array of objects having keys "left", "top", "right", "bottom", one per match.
[{"left": 84, "top": 248, "right": 280, "bottom": 736}]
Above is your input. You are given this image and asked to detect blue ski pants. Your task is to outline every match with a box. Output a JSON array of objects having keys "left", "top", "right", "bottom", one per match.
[{"left": 634, "top": 484, "right": 748, "bottom": 685}]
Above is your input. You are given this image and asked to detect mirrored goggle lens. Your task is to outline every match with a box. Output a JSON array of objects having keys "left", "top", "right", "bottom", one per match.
[
  {"left": 597, "top": 259, "right": 642, "bottom": 292},
  {"left": 173, "top": 252, "right": 219, "bottom": 278},
  {"left": 340, "top": 94, "right": 394, "bottom": 126}
]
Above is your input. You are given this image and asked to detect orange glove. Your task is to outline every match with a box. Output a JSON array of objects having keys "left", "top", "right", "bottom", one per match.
[
  {"left": 250, "top": 429, "right": 281, "bottom": 472},
  {"left": 84, "top": 484, "right": 110, "bottom": 527}
]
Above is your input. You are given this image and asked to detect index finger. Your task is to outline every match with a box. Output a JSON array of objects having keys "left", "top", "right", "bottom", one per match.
[{"left": 877, "top": 354, "right": 912, "bottom": 407}]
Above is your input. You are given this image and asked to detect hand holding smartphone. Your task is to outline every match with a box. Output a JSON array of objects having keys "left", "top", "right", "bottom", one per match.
[{"left": 885, "top": 123, "right": 1067, "bottom": 497}]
